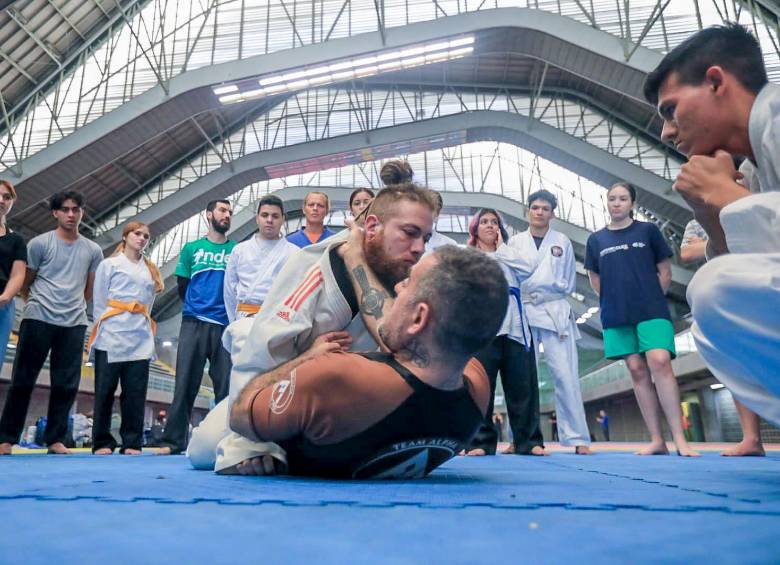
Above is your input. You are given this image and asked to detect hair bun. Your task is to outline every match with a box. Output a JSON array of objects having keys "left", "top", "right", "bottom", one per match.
[{"left": 380, "top": 159, "right": 414, "bottom": 186}]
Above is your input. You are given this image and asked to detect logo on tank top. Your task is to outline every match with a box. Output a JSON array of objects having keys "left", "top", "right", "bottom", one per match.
[
  {"left": 352, "top": 438, "right": 460, "bottom": 479},
  {"left": 551, "top": 245, "right": 563, "bottom": 257},
  {"left": 269, "top": 371, "right": 297, "bottom": 414}
]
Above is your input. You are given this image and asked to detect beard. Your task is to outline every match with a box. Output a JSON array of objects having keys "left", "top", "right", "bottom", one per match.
[
  {"left": 364, "top": 233, "right": 414, "bottom": 292},
  {"left": 211, "top": 216, "right": 230, "bottom": 234}
]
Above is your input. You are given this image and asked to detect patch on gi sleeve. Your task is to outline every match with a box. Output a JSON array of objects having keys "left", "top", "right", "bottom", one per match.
[
  {"left": 551, "top": 245, "right": 563, "bottom": 257},
  {"left": 269, "top": 370, "right": 297, "bottom": 414}
]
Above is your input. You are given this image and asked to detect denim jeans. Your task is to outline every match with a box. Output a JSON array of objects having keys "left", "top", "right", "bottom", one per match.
[{"left": 0, "top": 299, "right": 15, "bottom": 377}]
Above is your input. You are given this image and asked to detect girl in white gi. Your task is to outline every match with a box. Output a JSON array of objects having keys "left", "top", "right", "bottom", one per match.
[
  {"left": 585, "top": 183, "right": 698, "bottom": 456},
  {"left": 519, "top": 189, "right": 591, "bottom": 454},
  {"left": 464, "top": 209, "right": 545, "bottom": 456},
  {"left": 88, "top": 222, "right": 163, "bottom": 454},
  {"left": 223, "top": 195, "right": 296, "bottom": 323},
  {"left": 348, "top": 188, "right": 374, "bottom": 218}
]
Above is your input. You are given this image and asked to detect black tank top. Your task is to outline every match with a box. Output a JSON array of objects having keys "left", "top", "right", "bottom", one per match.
[{"left": 280, "top": 352, "right": 485, "bottom": 479}]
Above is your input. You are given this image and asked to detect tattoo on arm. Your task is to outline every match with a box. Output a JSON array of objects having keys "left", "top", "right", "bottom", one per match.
[{"left": 353, "top": 265, "right": 388, "bottom": 320}]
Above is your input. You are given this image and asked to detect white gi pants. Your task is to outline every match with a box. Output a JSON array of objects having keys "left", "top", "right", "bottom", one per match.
[
  {"left": 688, "top": 253, "right": 780, "bottom": 427},
  {"left": 531, "top": 326, "right": 590, "bottom": 446},
  {"left": 187, "top": 399, "right": 229, "bottom": 470}
]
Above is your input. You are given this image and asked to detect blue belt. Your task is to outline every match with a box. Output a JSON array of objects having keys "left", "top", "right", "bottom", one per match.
[{"left": 509, "top": 286, "right": 530, "bottom": 350}]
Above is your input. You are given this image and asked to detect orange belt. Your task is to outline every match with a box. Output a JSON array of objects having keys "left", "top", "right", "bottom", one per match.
[
  {"left": 237, "top": 303, "right": 262, "bottom": 316},
  {"left": 87, "top": 299, "right": 157, "bottom": 352}
]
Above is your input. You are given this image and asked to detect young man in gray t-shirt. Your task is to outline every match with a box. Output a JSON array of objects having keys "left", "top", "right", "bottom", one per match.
[{"left": 0, "top": 191, "right": 103, "bottom": 455}]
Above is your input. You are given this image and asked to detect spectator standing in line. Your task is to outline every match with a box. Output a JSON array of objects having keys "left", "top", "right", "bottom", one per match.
[
  {"left": 585, "top": 182, "right": 698, "bottom": 456},
  {"left": 348, "top": 188, "right": 374, "bottom": 218},
  {"left": 223, "top": 195, "right": 296, "bottom": 323},
  {"left": 158, "top": 200, "right": 236, "bottom": 455},
  {"left": 597, "top": 409, "right": 610, "bottom": 441},
  {"left": 464, "top": 208, "right": 545, "bottom": 456},
  {"left": 0, "top": 180, "right": 26, "bottom": 375},
  {"left": 680, "top": 219, "right": 765, "bottom": 457},
  {"left": 287, "top": 192, "right": 335, "bottom": 248},
  {"left": 517, "top": 189, "right": 592, "bottom": 455},
  {"left": 0, "top": 191, "right": 103, "bottom": 455},
  {"left": 87, "top": 221, "right": 164, "bottom": 455},
  {"left": 425, "top": 192, "right": 457, "bottom": 252}
]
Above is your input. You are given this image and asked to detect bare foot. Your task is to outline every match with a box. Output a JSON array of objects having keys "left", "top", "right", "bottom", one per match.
[
  {"left": 466, "top": 448, "right": 487, "bottom": 456},
  {"left": 47, "top": 442, "right": 71, "bottom": 455},
  {"left": 94, "top": 448, "right": 113, "bottom": 455},
  {"left": 635, "top": 442, "right": 669, "bottom": 455},
  {"left": 529, "top": 446, "right": 549, "bottom": 456},
  {"left": 675, "top": 446, "right": 700, "bottom": 457},
  {"left": 721, "top": 440, "right": 765, "bottom": 457},
  {"left": 156, "top": 447, "right": 172, "bottom": 455},
  {"left": 123, "top": 448, "right": 143, "bottom": 455},
  {"left": 500, "top": 444, "right": 516, "bottom": 455},
  {"left": 575, "top": 446, "right": 592, "bottom": 455},
  {"left": 0, "top": 442, "right": 12, "bottom": 455}
]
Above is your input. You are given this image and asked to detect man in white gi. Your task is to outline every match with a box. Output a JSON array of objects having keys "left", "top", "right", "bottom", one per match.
[
  {"left": 644, "top": 22, "right": 780, "bottom": 425},
  {"left": 223, "top": 195, "right": 296, "bottom": 322},
  {"left": 516, "top": 189, "right": 591, "bottom": 454},
  {"left": 187, "top": 183, "right": 438, "bottom": 470}
]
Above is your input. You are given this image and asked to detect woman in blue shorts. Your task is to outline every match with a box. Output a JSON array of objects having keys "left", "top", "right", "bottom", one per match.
[{"left": 585, "top": 182, "right": 698, "bottom": 457}]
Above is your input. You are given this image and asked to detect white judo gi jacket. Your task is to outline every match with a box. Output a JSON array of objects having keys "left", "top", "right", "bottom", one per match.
[
  {"left": 225, "top": 230, "right": 377, "bottom": 406},
  {"left": 688, "top": 82, "right": 780, "bottom": 425},
  {"left": 223, "top": 236, "right": 296, "bottom": 323},
  {"left": 515, "top": 229, "right": 580, "bottom": 340}
]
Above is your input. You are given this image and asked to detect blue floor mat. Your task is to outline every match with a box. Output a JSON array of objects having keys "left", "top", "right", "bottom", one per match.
[{"left": 1, "top": 453, "right": 778, "bottom": 564}]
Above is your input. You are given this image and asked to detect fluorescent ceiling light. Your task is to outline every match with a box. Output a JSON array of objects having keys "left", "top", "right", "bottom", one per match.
[
  {"left": 218, "top": 93, "right": 243, "bottom": 104},
  {"left": 448, "top": 46, "right": 474, "bottom": 58},
  {"left": 331, "top": 69, "right": 355, "bottom": 81},
  {"left": 575, "top": 318, "right": 586, "bottom": 324},
  {"left": 582, "top": 311, "right": 592, "bottom": 319},
  {"left": 587, "top": 306, "right": 599, "bottom": 314},
  {"left": 216, "top": 35, "right": 475, "bottom": 105},
  {"left": 710, "top": 383, "right": 725, "bottom": 390},
  {"left": 450, "top": 36, "right": 475, "bottom": 47},
  {"left": 402, "top": 55, "right": 426, "bottom": 67},
  {"left": 162, "top": 340, "right": 173, "bottom": 347},
  {"left": 378, "top": 60, "right": 402, "bottom": 71},
  {"left": 308, "top": 74, "right": 333, "bottom": 85},
  {"left": 286, "top": 79, "right": 310, "bottom": 89},
  {"left": 212, "top": 84, "right": 238, "bottom": 95}
]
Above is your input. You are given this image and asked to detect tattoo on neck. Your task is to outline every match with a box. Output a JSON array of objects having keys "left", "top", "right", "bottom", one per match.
[
  {"left": 352, "top": 265, "right": 387, "bottom": 320},
  {"left": 400, "top": 340, "right": 430, "bottom": 368}
]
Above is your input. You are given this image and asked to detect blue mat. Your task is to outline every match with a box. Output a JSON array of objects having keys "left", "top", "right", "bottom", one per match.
[{"left": 1, "top": 453, "right": 778, "bottom": 564}]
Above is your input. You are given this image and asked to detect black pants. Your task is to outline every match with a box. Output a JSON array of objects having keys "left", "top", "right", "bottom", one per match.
[
  {"left": 92, "top": 349, "right": 150, "bottom": 452},
  {"left": 468, "top": 335, "right": 543, "bottom": 455},
  {"left": 160, "top": 317, "right": 231, "bottom": 453},
  {"left": 0, "top": 319, "right": 85, "bottom": 446},
  {"left": 602, "top": 427, "right": 610, "bottom": 442}
]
